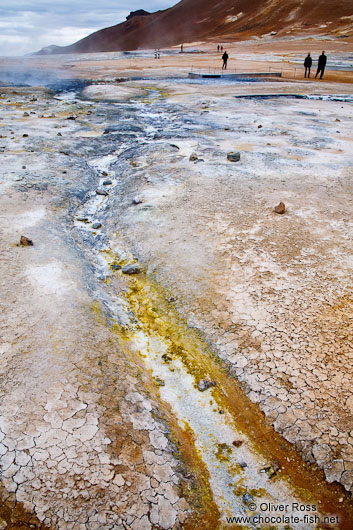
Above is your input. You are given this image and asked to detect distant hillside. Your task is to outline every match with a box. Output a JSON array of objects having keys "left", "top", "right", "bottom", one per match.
[{"left": 36, "top": 0, "right": 353, "bottom": 54}]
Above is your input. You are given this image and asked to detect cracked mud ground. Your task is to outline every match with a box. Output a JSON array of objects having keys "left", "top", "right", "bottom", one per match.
[{"left": 0, "top": 79, "right": 352, "bottom": 529}]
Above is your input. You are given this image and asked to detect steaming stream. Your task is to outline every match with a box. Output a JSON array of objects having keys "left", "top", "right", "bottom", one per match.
[{"left": 71, "top": 121, "right": 319, "bottom": 529}]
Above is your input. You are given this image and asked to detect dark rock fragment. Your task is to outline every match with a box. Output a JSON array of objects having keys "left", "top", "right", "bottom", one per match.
[
  {"left": 197, "top": 379, "right": 216, "bottom": 392},
  {"left": 20, "top": 236, "right": 33, "bottom": 246},
  {"left": 96, "top": 189, "right": 108, "bottom": 196},
  {"left": 227, "top": 151, "right": 241, "bottom": 162},
  {"left": 122, "top": 263, "right": 141, "bottom": 275}
]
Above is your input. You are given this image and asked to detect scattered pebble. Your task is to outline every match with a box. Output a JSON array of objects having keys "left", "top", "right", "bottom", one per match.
[
  {"left": 122, "top": 263, "right": 142, "bottom": 275},
  {"left": 96, "top": 189, "right": 108, "bottom": 196},
  {"left": 243, "top": 493, "right": 253, "bottom": 503},
  {"left": 132, "top": 197, "right": 143, "bottom": 205},
  {"left": 92, "top": 222, "right": 102, "bottom": 229},
  {"left": 197, "top": 379, "right": 216, "bottom": 392},
  {"left": 111, "top": 264, "right": 121, "bottom": 271},
  {"left": 274, "top": 201, "right": 286, "bottom": 214},
  {"left": 20, "top": 235, "right": 33, "bottom": 246},
  {"left": 103, "top": 179, "right": 112, "bottom": 186},
  {"left": 227, "top": 151, "right": 241, "bottom": 162},
  {"left": 189, "top": 152, "right": 198, "bottom": 161}
]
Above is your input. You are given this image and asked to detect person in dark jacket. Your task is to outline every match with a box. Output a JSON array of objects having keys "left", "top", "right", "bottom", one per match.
[
  {"left": 315, "top": 51, "right": 327, "bottom": 79},
  {"left": 222, "top": 51, "right": 229, "bottom": 70},
  {"left": 304, "top": 53, "right": 312, "bottom": 78}
]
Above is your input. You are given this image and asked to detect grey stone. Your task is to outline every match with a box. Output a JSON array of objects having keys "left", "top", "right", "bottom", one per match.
[
  {"left": 103, "top": 180, "right": 112, "bottom": 185},
  {"left": 132, "top": 197, "right": 143, "bottom": 205},
  {"left": 122, "top": 263, "right": 142, "bottom": 275},
  {"left": 227, "top": 151, "right": 241, "bottom": 162},
  {"left": 92, "top": 222, "right": 102, "bottom": 229},
  {"left": 243, "top": 493, "right": 253, "bottom": 503},
  {"left": 96, "top": 189, "right": 108, "bottom": 196},
  {"left": 189, "top": 153, "right": 198, "bottom": 161},
  {"left": 197, "top": 379, "right": 216, "bottom": 392}
]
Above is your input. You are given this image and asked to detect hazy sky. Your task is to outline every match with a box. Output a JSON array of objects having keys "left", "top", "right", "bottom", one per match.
[{"left": 0, "top": 1, "right": 173, "bottom": 56}]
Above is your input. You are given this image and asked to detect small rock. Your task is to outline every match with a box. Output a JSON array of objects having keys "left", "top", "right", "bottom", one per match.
[
  {"left": 227, "top": 151, "right": 241, "bottom": 162},
  {"left": 22, "top": 134, "right": 28, "bottom": 137},
  {"left": 96, "top": 189, "right": 108, "bottom": 196},
  {"left": 197, "top": 379, "right": 216, "bottom": 392},
  {"left": 168, "top": 296, "right": 176, "bottom": 303},
  {"left": 66, "top": 115, "right": 77, "bottom": 120},
  {"left": 155, "top": 377, "right": 165, "bottom": 386},
  {"left": 258, "top": 124, "right": 263, "bottom": 128},
  {"left": 92, "top": 222, "right": 102, "bottom": 229},
  {"left": 243, "top": 493, "right": 253, "bottom": 503},
  {"left": 224, "top": 127, "right": 230, "bottom": 131},
  {"left": 219, "top": 410, "right": 224, "bottom": 414},
  {"left": 57, "top": 132, "right": 62, "bottom": 136},
  {"left": 122, "top": 263, "right": 142, "bottom": 275},
  {"left": 101, "top": 171, "right": 108, "bottom": 177},
  {"left": 335, "top": 118, "right": 341, "bottom": 122},
  {"left": 20, "top": 236, "right": 33, "bottom": 246},
  {"left": 189, "top": 152, "right": 198, "bottom": 161},
  {"left": 103, "top": 179, "right": 112, "bottom": 186},
  {"left": 132, "top": 197, "right": 143, "bottom": 205},
  {"left": 23, "top": 112, "right": 29, "bottom": 117},
  {"left": 261, "top": 461, "right": 279, "bottom": 478},
  {"left": 239, "top": 462, "right": 248, "bottom": 468},
  {"left": 22, "top": 166, "right": 26, "bottom": 169},
  {"left": 98, "top": 361, "right": 102, "bottom": 366},
  {"left": 274, "top": 201, "right": 286, "bottom": 214},
  {"left": 130, "top": 161, "right": 139, "bottom": 167},
  {"left": 232, "top": 440, "right": 243, "bottom": 448},
  {"left": 111, "top": 264, "right": 121, "bottom": 271}
]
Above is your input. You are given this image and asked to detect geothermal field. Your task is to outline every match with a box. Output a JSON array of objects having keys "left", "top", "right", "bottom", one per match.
[{"left": 0, "top": 35, "right": 353, "bottom": 530}]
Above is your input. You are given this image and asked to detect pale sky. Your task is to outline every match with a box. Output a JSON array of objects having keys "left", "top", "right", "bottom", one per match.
[{"left": 0, "top": 1, "right": 173, "bottom": 56}]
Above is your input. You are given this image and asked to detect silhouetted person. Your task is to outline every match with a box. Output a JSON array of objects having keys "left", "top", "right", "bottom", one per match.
[
  {"left": 222, "top": 51, "right": 229, "bottom": 70},
  {"left": 220, "top": 45, "right": 223, "bottom": 52},
  {"left": 315, "top": 51, "right": 327, "bottom": 79},
  {"left": 304, "top": 53, "right": 312, "bottom": 78},
  {"left": 217, "top": 44, "right": 220, "bottom": 52},
  {"left": 181, "top": 44, "right": 183, "bottom": 53}
]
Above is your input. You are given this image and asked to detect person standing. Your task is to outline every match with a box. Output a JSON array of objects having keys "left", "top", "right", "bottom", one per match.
[
  {"left": 217, "top": 44, "right": 220, "bottom": 52},
  {"left": 304, "top": 53, "right": 312, "bottom": 78},
  {"left": 315, "top": 51, "right": 327, "bottom": 79},
  {"left": 222, "top": 50, "right": 229, "bottom": 70}
]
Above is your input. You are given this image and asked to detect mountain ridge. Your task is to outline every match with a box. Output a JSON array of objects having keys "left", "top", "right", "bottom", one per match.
[{"left": 35, "top": 0, "right": 353, "bottom": 55}]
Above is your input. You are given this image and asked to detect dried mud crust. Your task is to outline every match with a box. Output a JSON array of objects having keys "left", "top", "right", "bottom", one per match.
[
  {"left": 0, "top": 88, "right": 214, "bottom": 529},
  {"left": 0, "top": 81, "right": 352, "bottom": 527}
]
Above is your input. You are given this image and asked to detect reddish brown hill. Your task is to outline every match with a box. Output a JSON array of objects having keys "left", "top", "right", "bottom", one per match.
[{"left": 37, "top": 0, "right": 353, "bottom": 54}]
